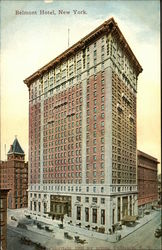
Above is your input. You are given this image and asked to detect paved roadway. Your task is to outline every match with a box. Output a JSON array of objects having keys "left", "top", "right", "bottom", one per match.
[
  {"left": 115, "top": 210, "right": 161, "bottom": 250},
  {"left": 7, "top": 210, "right": 161, "bottom": 250}
]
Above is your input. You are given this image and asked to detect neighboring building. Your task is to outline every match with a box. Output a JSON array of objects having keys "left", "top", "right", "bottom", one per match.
[
  {"left": 0, "top": 189, "right": 10, "bottom": 250},
  {"left": 158, "top": 173, "right": 162, "bottom": 205},
  {"left": 24, "top": 17, "right": 142, "bottom": 233},
  {"left": 0, "top": 138, "right": 28, "bottom": 209},
  {"left": 137, "top": 150, "right": 159, "bottom": 214}
]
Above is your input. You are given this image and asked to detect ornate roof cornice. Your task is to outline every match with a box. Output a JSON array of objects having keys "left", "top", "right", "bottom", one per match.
[{"left": 24, "top": 17, "right": 143, "bottom": 87}]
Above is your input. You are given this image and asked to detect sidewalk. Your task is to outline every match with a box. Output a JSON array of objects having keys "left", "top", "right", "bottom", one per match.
[
  {"left": 116, "top": 210, "right": 160, "bottom": 240},
  {"left": 64, "top": 209, "right": 160, "bottom": 242},
  {"left": 7, "top": 208, "right": 160, "bottom": 243}
]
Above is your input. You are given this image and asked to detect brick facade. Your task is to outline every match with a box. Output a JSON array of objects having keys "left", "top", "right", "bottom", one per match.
[
  {"left": 0, "top": 189, "right": 10, "bottom": 250},
  {"left": 137, "top": 150, "right": 158, "bottom": 209},
  {"left": 0, "top": 138, "right": 28, "bottom": 209}
]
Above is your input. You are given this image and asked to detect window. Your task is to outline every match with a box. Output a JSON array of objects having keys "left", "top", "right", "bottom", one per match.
[
  {"left": 93, "top": 147, "right": 96, "bottom": 153},
  {"left": 101, "top": 154, "right": 104, "bottom": 160},
  {"left": 101, "top": 162, "right": 104, "bottom": 168},
  {"left": 101, "top": 179, "right": 104, "bottom": 184},
  {"left": 101, "top": 171, "right": 104, "bottom": 176},
  {"left": 101, "top": 209, "right": 105, "bottom": 225},
  {"left": 85, "top": 207, "right": 89, "bottom": 222},
  {"left": 44, "top": 203, "right": 47, "bottom": 213},
  {"left": 101, "top": 104, "right": 104, "bottom": 110},
  {"left": 38, "top": 202, "right": 41, "bottom": 212},
  {"left": 34, "top": 201, "right": 36, "bottom": 211},
  {"left": 101, "top": 198, "right": 105, "bottom": 204},
  {"left": 30, "top": 201, "right": 32, "bottom": 210},
  {"left": 0, "top": 212, "right": 3, "bottom": 222},
  {"left": 92, "top": 197, "right": 97, "bottom": 203},
  {"left": 85, "top": 197, "right": 89, "bottom": 202},
  {"left": 76, "top": 196, "right": 81, "bottom": 202},
  {"left": 0, "top": 199, "right": 3, "bottom": 209},
  {"left": 92, "top": 208, "right": 97, "bottom": 223},
  {"left": 77, "top": 206, "right": 81, "bottom": 220}
]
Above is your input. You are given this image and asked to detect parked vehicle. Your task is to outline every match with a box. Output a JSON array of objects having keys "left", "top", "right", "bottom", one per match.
[
  {"left": 17, "top": 222, "right": 27, "bottom": 230},
  {"left": 20, "top": 236, "right": 32, "bottom": 245},
  {"left": 154, "top": 224, "right": 162, "bottom": 237},
  {"left": 144, "top": 210, "right": 150, "bottom": 215},
  {"left": 11, "top": 216, "right": 17, "bottom": 221},
  {"left": 58, "top": 223, "right": 64, "bottom": 229},
  {"left": 25, "top": 215, "right": 31, "bottom": 219},
  {"left": 74, "top": 236, "right": 86, "bottom": 244},
  {"left": 37, "top": 222, "right": 45, "bottom": 229},
  {"left": 45, "top": 225, "right": 53, "bottom": 232},
  {"left": 64, "top": 232, "right": 73, "bottom": 240}
]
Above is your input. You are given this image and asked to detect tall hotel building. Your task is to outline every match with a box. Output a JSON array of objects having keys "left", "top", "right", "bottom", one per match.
[{"left": 24, "top": 18, "right": 142, "bottom": 232}]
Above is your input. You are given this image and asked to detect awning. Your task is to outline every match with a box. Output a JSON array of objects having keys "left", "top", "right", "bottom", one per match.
[{"left": 121, "top": 215, "right": 137, "bottom": 222}]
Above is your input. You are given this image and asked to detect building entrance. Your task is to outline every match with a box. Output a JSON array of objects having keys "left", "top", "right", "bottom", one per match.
[{"left": 49, "top": 195, "right": 71, "bottom": 221}]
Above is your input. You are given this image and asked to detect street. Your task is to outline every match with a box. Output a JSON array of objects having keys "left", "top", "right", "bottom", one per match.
[
  {"left": 115, "top": 210, "right": 161, "bottom": 250},
  {"left": 7, "top": 210, "right": 161, "bottom": 250}
]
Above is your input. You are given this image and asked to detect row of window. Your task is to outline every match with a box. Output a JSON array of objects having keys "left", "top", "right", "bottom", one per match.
[
  {"left": 76, "top": 196, "right": 105, "bottom": 204},
  {"left": 77, "top": 206, "right": 105, "bottom": 225}
]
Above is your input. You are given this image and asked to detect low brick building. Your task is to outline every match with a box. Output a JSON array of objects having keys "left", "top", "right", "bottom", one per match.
[
  {"left": 137, "top": 150, "right": 159, "bottom": 214},
  {"left": 0, "top": 138, "right": 28, "bottom": 209},
  {"left": 0, "top": 188, "right": 10, "bottom": 250},
  {"left": 158, "top": 174, "right": 162, "bottom": 205}
]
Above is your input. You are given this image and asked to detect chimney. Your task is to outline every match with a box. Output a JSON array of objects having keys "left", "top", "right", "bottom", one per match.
[{"left": 10, "top": 145, "right": 13, "bottom": 152}]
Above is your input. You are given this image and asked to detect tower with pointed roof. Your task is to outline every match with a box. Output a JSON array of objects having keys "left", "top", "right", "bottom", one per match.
[
  {"left": 0, "top": 138, "right": 28, "bottom": 209},
  {"left": 7, "top": 137, "right": 25, "bottom": 161}
]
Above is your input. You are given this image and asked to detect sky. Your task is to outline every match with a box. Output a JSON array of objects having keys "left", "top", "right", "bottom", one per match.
[{"left": 0, "top": 0, "right": 161, "bottom": 172}]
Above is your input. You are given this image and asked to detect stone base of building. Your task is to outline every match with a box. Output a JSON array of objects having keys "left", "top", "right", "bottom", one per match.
[
  {"left": 138, "top": 200, "right": 158, "bottom": 217},
  {"left": 27, "top": 189, "right": 138, "bottom": 234}
]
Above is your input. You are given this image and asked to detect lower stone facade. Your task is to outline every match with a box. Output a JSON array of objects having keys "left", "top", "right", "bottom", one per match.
[{"left": 28, "top": 186, "right": 138, "bottom": 233}]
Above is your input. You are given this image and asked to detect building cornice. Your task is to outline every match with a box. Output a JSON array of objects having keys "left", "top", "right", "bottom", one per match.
[
  {"left": 24, "top": 17, "right": 143, "bottom": 88},
  {"left": 137, "top": 150, "right": 159, "bottom": 163}
]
